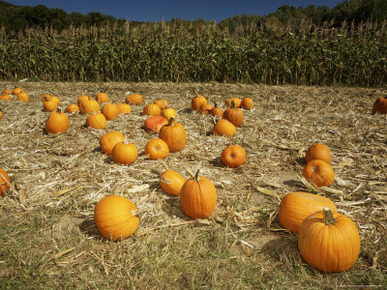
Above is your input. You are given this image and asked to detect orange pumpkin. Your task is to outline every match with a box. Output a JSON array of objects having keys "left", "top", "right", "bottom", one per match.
[
  {"left": 0, "top": 168, "right": 11, "bottom": 196},
  {"left": 96, "top": 92, "right": 109, "bottom": 104},
  {"left": 111, "top": 142, "right": 138, "bottom": 165},
  {"left": 199, "top": 103, "right": 213, "bottom": 114},
  {"left": 371, "top": 96, "right": 387, "bottom": 114},
  {"left": 86, "top": 113, "right": 107, "bottom": 129},
  {"left": 154, "top": 98, "right": 168, "bottom": 110},
  {"left": 16, "top": 92, "right": 29, "bottom": 102},
  {"left": 1, "top": 89, "right": 12, "bottom": 95},
  {"left": 159, "top": 117, "right": 186, "bottom": 152},
  {"left": 305, "top": 143, "right": 331, "bottom": 164},
  {"left": 0, "top": 108, "right": 2, "bottom": 120},
  {"left": 99, "top": 131, "right": 125, "bottom": 155},
  {"left": 45, "top": 110, "right": 69, "bottom": 134},
  {"left": 278, "top": 191, "right": 337, "bottom": 234},
  {"left": 144, "top": 138, "right": 169, "bottom": 160},
  {"left": 223, "top": 101, "right": 244, "bottom": 127},
  {"left": 94, "top": 195, "right": 140, "bottom": 241},
  {"left": 144, "top": 116, "right": 168, "bottom": 134},
  {"left": 298, "top": 208, "right": 360, "bottom": 273},
  {"left": 225, "top": 97, "right": 241, "bottom": 108},
  {"left": 210, "top": 103, "right": 223, "bottom": 118},
  {"left": 143, "top": 104, "right": 161, "bottom": 116},
  {"left": 80, "top": 97, "right": 100, "bottom": 114},
  {"left": 0, "top": 94, "right": 12, "bottom": 101},
  {"left": 220, "top": 145, "right": 246, "bottom": 168},
  {"left": 117, "top": 103, "right": 131, "bottom": 114},
  {"left": 161, "top": 108, "right": 177, "bottom": 120},
  {"left": 66, "top": 104, "right": 80, "bottom": 113},
  {"left": 101, "top": 103, "right": 119, "bottom": 120},
  {"left": 180, "top": 170, "right": 217, "bottom": 219},
  {"left": 77, "top": 94, "right": 91, "bottom": 106},
  {"left": 12, "top": 87, "right": 24, "bottom": 95},
  {"left": 303, "top": 160, "right": 334, "bottom": 187},
  {"left": 125, "top": 93, "right": 143, "bottom": 105},
  {"left": 213, "top": 119, "right": 236, "bottom": 138},
  {"left": 43, "top": 100, "right": 58, "bottom": 112},
  {"left": 191, "top": 94, "right": 207, "bottom": 111},
  {"left": 241, "top": 97, "right": 254, "bottom": 110},
  {"left": 159, "top": 170, "right": 186, "bottom": 196}
]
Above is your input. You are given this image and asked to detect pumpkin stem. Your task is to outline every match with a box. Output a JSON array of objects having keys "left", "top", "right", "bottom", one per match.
[
  {"left": 193, "top": 169, "right": 201, "bottom": 182},
  {"left": 322, "top": 207, "right": 335, "bottom": 225},
  {"left": 231, "top": 100, "right": 236, "bottom": 108},
  {"left": 168, "top": 116, "right": 176, "bottom": 126}
]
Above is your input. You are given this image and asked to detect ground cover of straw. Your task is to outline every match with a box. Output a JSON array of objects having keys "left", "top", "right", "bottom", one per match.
[{"left": 0, "top": 81, "right": 386, "bottom": 289}]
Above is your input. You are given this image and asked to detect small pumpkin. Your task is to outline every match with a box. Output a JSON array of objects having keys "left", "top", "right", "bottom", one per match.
[
  {"left": 99, "top": 131, "right": 125, "bottom": 155},
  {"left": 66, "top": 104, "right": 80, "bottom": 113},
  {"left": 77, "top": 94, "right": 91, "bottom": 106},
  {"left": 86, "top": 113, "right": 107, "bottom": 129},
  {"left": 117, "top": 103, "right": 131, "bottom": 114},
  {"left": 79, "top": 96, "right": 100, "bottom": 114},
  {"left": 298, "top": 207, "right": 361, "bottom": 273},
  {"left": 180, "top": 170, "right": 217, "bottom": 219},
  {"left": 159, "top": 169, "right": 186, "bottom": 196},
  {"left": 199, "top": 103, "right": 213, "bottom": 114},
  {"left": 96, "top": 92, "right": 109, "bottom": 104},
  {"left": 111, "top": 142, "right": 138, "bottom": 165},
  {"left": 241, "top": 97, "right": 254, "bottom": 110},
  {"left": 371, "top": 96, "right": 387, "bottom": 114},
  {"left": 191, "top": 94, "right": 207, "bottom": 111},
  {"left": 223, "top": 101, "right": 244, "bottom": 127},
  {"left": 0, "top": 168, "right": 11, "bottom": 196},
  {"left": 45, "top": 109, "right": 69, "bottom": 134},
  {"left": 154, "top": 98, "right": 168, "bottom": 110},
  {"left": 225, "top": 97, "right": 241, "bottom": 108},
  {"left": 220, "top": 145, "right": 246, "bottom": 168},
  {"left": 16, "top": 92, "right": 29, "bottom": 102},
  {"left": 43, "top": 100, "right": 58, "bottom": 112},
  {"left": 125, "top": 93, "right": 143, "bottom": 105},
  {"left": 0, "top": 94, "right": 12, "bottom": 101},
  {"left": 159, "top": 117, "right": 186, "bottom": 152},
  {"left": 144, "top": 116, "right": 168, "bottom": 134},
  {"left": 278, "top": 191, "right": 337, "bottom": 234},
  {"left": 0, "top": 108, "right": 3, "bottom": 120},
  {"left": 12, "top": 87, "right": 24, "bottom": 95},
  {"left": 143, "top": 103, "right": 161, "bottom": 116},
  {"left": 303, "top": 159, "right": 334, "bottom": 187},
  {"left": 305, "top": 143, "right": 331, "bottom": 164},
  {"left": 145, "top": 138, "right": 169, "bottom": 160},
  {"left": 94, "top": 195, "right": 140, "bottom": 241},
  {"left": 161, "top": 108, "right": 177, "bottom": 120},
  {"left": 1, "top": 89, "right": 12, "bottom": 95},
  {"left": 210, "top": 103, "right": 223, "bottom": 118},
  {"left": 213, "top": 119, "right": 236, "bottom": 138},
  {"left": 101, "top": 103, "right": 119, "bottom": 120}
]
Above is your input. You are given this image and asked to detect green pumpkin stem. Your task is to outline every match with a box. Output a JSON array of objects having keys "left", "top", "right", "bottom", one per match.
[
  {"left": 168, "top": 116, "right": 176, "bottom": 126},
  {"left": 231, "top": 100, "right": 235, "bottom": 108},
  {"left": 322, "top": 207, "right": 335, "bottom": 225}
]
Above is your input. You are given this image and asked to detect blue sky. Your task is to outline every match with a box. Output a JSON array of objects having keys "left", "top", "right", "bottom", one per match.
[{"left": 5, "top": 0, "right": 345, "bottom": 22}]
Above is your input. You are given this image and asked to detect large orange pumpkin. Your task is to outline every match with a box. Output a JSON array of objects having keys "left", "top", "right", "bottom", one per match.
[
  {"left": 94, "top": 195, "right": 140, "bottom": 241},
  {"left": 303, "top": 160, "right": 334, "bottom": 187},
  {"left": 101, "top": 103, "right": 119, "bottom": 120},
  {"left": 99, "top": 131, "right": 125, "bottom": 155},
  {"left": 125, "top": 93, "right": 143, "bottom": 105},
  {"left": 144, "top": 138, "right": 169, "bottom": 160},
  {"left": 241, "top": 97, "right": 254, "bottom": 110},
  {"left": 143, "top": 104, "right": 161, "bottom": 116},
  {"left": 111, "top": 142, "right": 138, "bottom": 165},
  {"left": 180, "top": 170, "right": 217, "bottom": 219},
  {"left": 220, "top": 145, "right": 246, "bottom": 168},
  {"left": 0, "top": 168, "right": 11, "bottom": 196},
  {"left": 86, "top": 113, "right": 107, "bottom": 129},
  {"left": 213, "top": 119, "right": 236, "bottom": 138},
  {"left": 45, "top": 110, "right": 69, "bottom": 134},
  {"left": 223, "top": 102, "right": 244, "bottom": 127},
  {"left": 305, "top": 143, "right": 331, "bottom": 164},
  {"left": 298, "top": 208, "right": 361, "bottom": 273},
  {"left": 278, "top": 191, "right": 337, "bottom": 234},
  {"left": 79, "top": 97, "right": 100, "bottom": 114},
  {"left": 159, "top": 170, "right": 186, "bottom": 196},
  {"left": 191, "top": 94, "right": 207, "bottom": 111},
  {"left": 159, "top": 117, "right": 186, "bottom": 152}
]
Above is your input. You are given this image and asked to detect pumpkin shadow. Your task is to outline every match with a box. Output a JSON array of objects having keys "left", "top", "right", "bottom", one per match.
[
  {"left": 261, "top": 236, "right": 302, "bottom": 267},
  {"left": 282, "top": 179, "right": 306, "bottom": 189},
  {"left": 209, "top": 157, "right": 225, "bottom": 168},
  {"left": 79, "top": 219, "right": 101, "bottom": 239},
  {"left": 295, "top": 157, "right": 306, "bottom": 166}
]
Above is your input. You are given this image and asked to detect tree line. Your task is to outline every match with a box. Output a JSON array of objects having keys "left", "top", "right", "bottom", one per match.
[{"left": 0, "top": 0, "right": 386, "bottom": 33}]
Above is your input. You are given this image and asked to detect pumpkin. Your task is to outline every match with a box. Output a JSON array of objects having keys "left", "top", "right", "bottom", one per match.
[
  {"left": 210, "top": 103, "right": 223, "bottom": 118},
  {"left": 220, "top": 145, "right": 246, "bottom": 168},
  {"left": 66, "top": 104, "right": 80, "bottom": 113},
  {"left": 49, "top": 96, "right": 60, "bottom": 105},
  {"left": 144, "top": 116, "right": 168, "bottom": 134},
  {"left": 16, "top": 92, "right": 29, "bottom": 102},
  {"left": 159, "top": 170, "right": 186, "bottom": 196},
  {"left": 305, "top": 143, "right": 331, "bottom": 164},
  {"left": 96, "top": 92, "right": 109, "bottom": 104},
  {"left": 45, "top": 109, "right": 69, "bottom": 134},
  {"left": 371, "top": 96, "right": 387, "bottom": 114},
  {"left": 79, "top": 96, "right": 100, "bottom": 114},
  {"left": 0, "top": 168, "right": 11, "bottom": 196},
  {"left": 1, "top": 89, "right": 12, "bottom": 95},
  {"left": 99, "top": 131, "right": 125, "bottom": 155},
  {"left": 117, "top": 103, "right": 131, "bottom": 114},
  {"left": 111, "top": 142, "right": 138, "bottom": 165},
  {"left": 180, "top": 170, "right": 217, "bottom": 219},
  {"left": 94, "top": 195, "right": 140, "bottom": 241},
  {"left": 145, "top": 138, "right": 169, "bottom": 160},
  {"left": 225, "top": 97, "right": 241, "bottom": 108},
  {"left": 12, "top": 88, "right": 24, "bottom": 95},
  {"left": 199, "top": 103, "right": 213, "bottom": 114},
  {"left": 298, "top": 208, "right": 361, "bottom": 273},
  {"left": 161, "top": 108, "right": 177, "bottom": 120},
  {"left": 143, "top": 104, "right": 161, "bottom": 116},
  {"left": 154, "top": 98, "right": 168, "bottom": 110},
  {"left": 213, "top": 119, "right": 236, "bottom": 138},
  {"left": 191, "top": 94, "right": 207, "bottom": 111},
  {"left": 43, "top": 100, "right": 58, "bottom": 112},
  {"left": 159, "top": 117, "right": 186, "bottom": 152},
  {"left": 77, "top": 94, "right": 91, "bottom": 106},
  {"left": 0, "top": 108, "right": 2, "bottom": 120},
  {"left": 101, "top": 103, "right": 119, "bottom": 120},
  {"left": 0, "top": 94, "right": 12, "bottom": 101},
  {"left": 303, "top": 159, "right": 334, "bottom": 187},
  {"left": 223, "top": 101, "right": 244, "bottom": 127},
  {"left": 86, "top": 113, "right": 107, "bottom": 129},
  {"left": 241, "top": 97, "right": 254, "bottom": 110},
  {"left": 41, "top": 93, "right": 53, "bottom": 102},
  {"left": 125, "top": 93, "right": 143, "bottom": 105},
  {"left": 278, "top": 191, "right": 337, "bottom": 234}
]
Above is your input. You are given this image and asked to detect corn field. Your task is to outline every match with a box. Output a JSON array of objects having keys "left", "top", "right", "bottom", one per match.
[{"left": 0, "top": 20, "right": 386, "bottom": 86}]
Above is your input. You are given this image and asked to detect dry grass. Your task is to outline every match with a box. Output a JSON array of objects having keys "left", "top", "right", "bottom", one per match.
[{"left": 0, "top": 81, "right": 386, "bottom": 289}]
